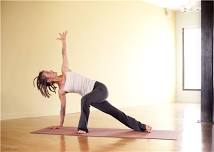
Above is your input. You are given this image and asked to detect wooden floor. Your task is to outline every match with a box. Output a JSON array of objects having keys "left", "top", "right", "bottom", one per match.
[{"left": 1, "top": 103, "right": 214, "bottom": 152}]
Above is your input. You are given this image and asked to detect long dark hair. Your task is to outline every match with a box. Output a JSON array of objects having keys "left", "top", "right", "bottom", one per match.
[{"left": 33, "top": 71, "right": 57, "bottom": 98}]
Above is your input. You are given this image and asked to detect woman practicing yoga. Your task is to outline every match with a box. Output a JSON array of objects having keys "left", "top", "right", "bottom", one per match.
[{"left": 33, "top": 31, "right": 152, "bottom": 134}]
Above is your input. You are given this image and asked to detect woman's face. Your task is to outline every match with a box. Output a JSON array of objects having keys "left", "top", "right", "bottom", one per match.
[{"left": 43, "top": 70, "right": 57, "bottom": 80}]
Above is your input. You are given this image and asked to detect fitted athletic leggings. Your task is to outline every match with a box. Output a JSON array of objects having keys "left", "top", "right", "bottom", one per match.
[{"left": 78, "top": 81, "right": 146, "bottom": 133}]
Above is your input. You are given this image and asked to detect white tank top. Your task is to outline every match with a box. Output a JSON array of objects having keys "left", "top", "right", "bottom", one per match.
[{"left": 64, "top": 71, "right": 96, "bottom": 96}]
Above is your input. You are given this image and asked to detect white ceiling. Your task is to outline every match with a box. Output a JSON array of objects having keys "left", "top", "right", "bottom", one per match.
[{"left": 142, "top": 0, "right": 201, "bottom": 12}]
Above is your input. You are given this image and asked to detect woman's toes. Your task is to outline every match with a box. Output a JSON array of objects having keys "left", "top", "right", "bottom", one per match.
[
  {"left": 146, "top": 125, "right": 152, "bottom": 133},
  {"left": 77, "top": 130, "right": 87, "bottom": 134}
]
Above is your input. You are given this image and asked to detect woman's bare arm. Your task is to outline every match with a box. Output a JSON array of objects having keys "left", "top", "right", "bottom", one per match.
[
  {"left": 57, "top": 31, "right": 69, "bottom": 77},
  {"left": 58, "top": 92, "right": 66, "bottom": 127},
  {"left": 48, "top": 91, "right": 66, "bottom": 129}
]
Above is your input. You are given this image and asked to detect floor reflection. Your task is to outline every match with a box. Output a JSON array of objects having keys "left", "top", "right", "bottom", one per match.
[
  {"left": 172, "top": 104, "right": 214, "bottom": 152},
  {"left": 59, "top": 134, "right": 136, "bottom": 152},
  {"left": 60, "top": 135, "right": 66, "bottom": 152},
  {"left": 77, "top": 136, "right": 136, "bottom": 152},
  {"left": 201, "top": 123, "right": 213, "bottom": 152},
  {"left": 77, "top": 136, "right": 89, "bottom": 152},
  {"left": 179, "top": 115, "right": 214, "bottom": 152}
]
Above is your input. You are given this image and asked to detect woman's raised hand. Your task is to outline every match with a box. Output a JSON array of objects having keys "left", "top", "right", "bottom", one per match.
[{"left": 57, "top": 31, "right": 68, "bottom": 42}]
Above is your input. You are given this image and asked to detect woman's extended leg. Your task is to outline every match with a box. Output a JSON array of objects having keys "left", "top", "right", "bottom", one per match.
[
  {"left": 77, "top": 81, "right": 151, "bottom": 133},
  {"left": 91, "top": 100, "right": 148, "bottom": 132}
]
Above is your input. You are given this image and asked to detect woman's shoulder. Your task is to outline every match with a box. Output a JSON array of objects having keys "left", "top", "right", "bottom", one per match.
[{"left": 65, "top": 69, "right": 72, "bottom": 75}]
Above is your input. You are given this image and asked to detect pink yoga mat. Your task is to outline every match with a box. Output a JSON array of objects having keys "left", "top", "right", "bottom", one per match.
[{"left": 31, "top": 127, "right": 177, "bottom": 140}]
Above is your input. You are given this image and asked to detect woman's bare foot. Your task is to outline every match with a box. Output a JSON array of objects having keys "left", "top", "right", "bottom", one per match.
[
  {"left": 145, "top": 125, "right": 152, "bottom": 133},
  {"left": 77, "top": 130, "right": 87, "bottom": 134}
]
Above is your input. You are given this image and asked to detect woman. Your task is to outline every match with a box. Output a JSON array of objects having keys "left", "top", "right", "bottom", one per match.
[{"left": 33, "top": 31, "right": 152, "bottom": 134}]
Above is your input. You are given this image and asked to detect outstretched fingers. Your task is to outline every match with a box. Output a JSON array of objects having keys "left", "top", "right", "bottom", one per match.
[{"left": 57, "top": 31, "right": 68, "bottom": 41}]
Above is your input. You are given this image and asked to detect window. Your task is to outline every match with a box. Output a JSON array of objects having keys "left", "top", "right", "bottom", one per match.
[{"left": 182, "top": 27, "right": 201, "bottom": 90}]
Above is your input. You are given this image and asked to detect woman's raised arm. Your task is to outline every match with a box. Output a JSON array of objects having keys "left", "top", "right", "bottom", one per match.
[{"left": 57, "top": 31, "right": 69, "bottom": 77}]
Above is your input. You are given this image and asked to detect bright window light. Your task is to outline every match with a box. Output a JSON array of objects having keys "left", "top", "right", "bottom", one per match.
[{"left": 183, "top": 27, "right": 201, "bottom": 90}]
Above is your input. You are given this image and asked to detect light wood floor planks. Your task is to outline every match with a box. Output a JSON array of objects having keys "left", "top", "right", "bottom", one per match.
[{"left": 1, "top": 103, "right": 214, "bottom": 152}]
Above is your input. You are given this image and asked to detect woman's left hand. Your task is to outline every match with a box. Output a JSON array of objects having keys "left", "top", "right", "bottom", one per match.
[
  {"left": 56, "top": 31, "right": 68, "bottom": 42},
  {"left": 48, "top": 125, "right": 63, "bottom": 129}
]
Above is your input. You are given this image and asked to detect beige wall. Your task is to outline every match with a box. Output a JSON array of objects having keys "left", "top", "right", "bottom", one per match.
[
  {"left": 0, "top": 1, "right": 2, "bottom": 120},
  {"left": 175, "top": 11, "right": 201, "bottom": 102},
  {"left": 2, "top": 1, "right": 176, "bottom": 120}
]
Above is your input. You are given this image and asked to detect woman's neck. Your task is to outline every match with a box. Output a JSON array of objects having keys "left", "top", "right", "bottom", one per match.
[{"left": 54, "top": 75, "right": 64, "bottom": 86}]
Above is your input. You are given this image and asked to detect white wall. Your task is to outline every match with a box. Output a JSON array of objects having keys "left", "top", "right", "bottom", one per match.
[{"left": 175, "top": 11, "right": 201, "bottom": 102}]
